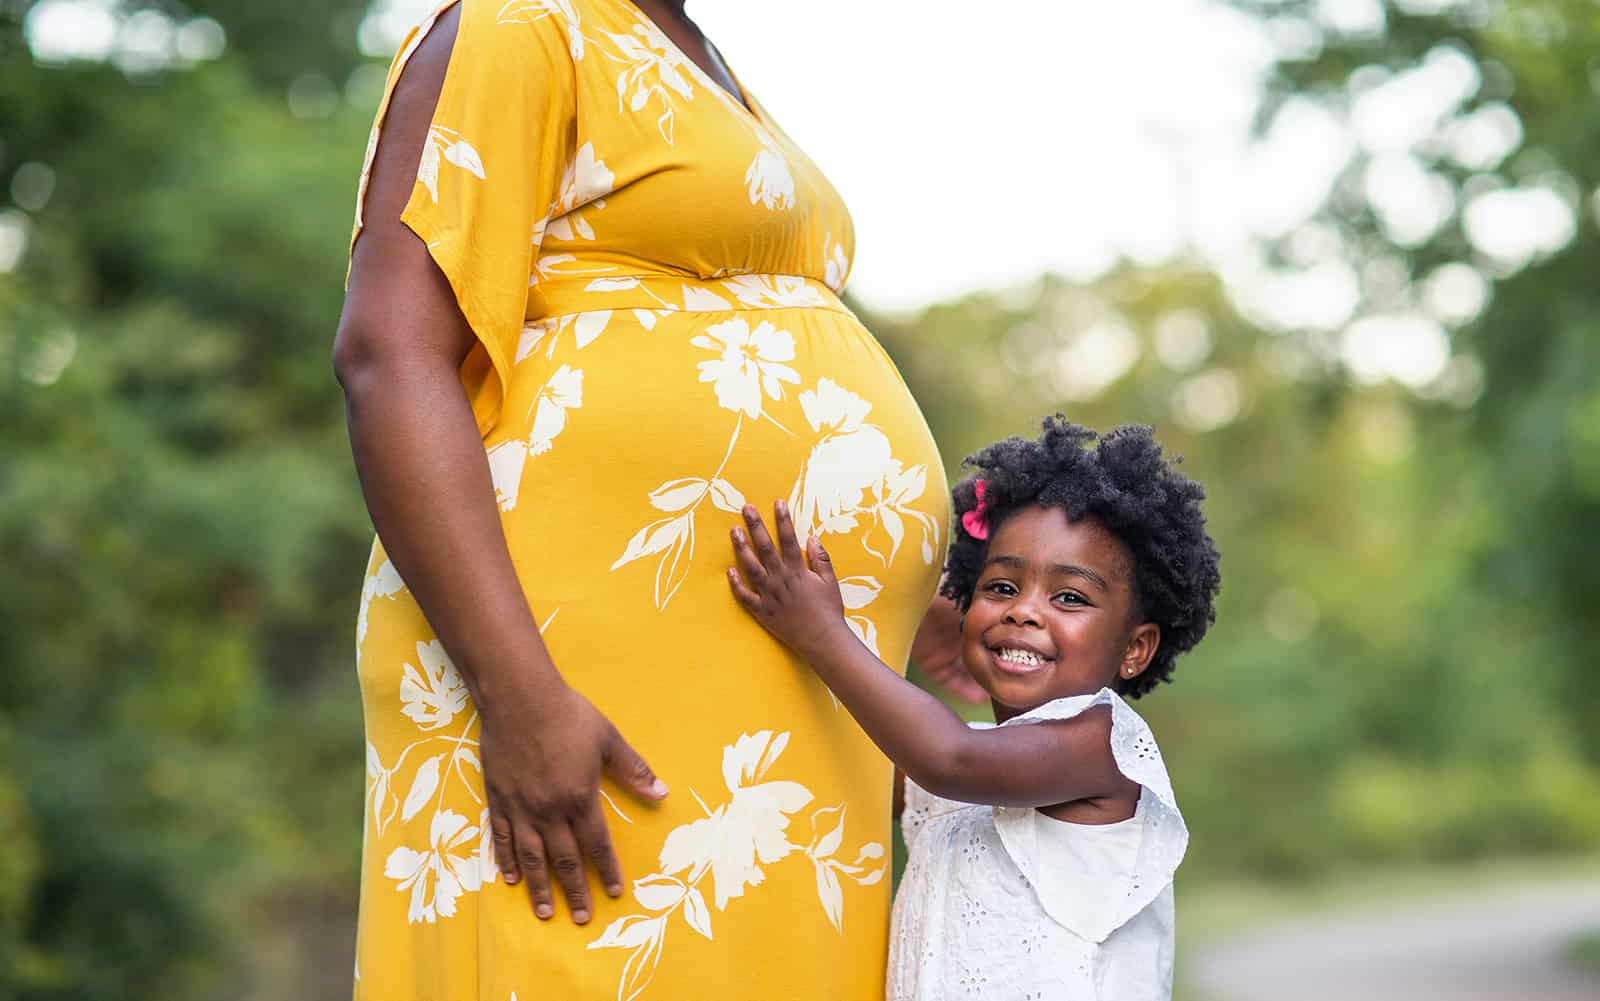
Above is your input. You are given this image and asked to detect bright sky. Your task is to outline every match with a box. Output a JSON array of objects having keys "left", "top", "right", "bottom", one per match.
[
  {"left": 346, "top": 0, "right": 1284, "bottom": 312},
  {"left": 687, "top": 0, "right": 1276, "bottom": 312},
  {"left": 22, "top": 0, "right": 1576, "bottom": 399}
]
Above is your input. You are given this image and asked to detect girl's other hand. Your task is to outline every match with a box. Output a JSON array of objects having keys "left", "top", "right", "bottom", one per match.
[
  {"left": 728, "top": 501, "right": 848, "bottom": 657},
  {"left": 910, "top": 594, "right": 987, "bottom": 704}
]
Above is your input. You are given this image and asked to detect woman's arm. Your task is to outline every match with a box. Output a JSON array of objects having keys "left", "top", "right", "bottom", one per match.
[
  {"left": 728, "top": 503, "right": 1135, "bottom": 809},
  {"left": 334, "top": 6, "right": 665, "bottom": 927}
]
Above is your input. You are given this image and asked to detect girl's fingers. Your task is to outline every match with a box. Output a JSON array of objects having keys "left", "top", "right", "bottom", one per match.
[
  {"left": 727, "top": 566, "right": 759, "bottom": 608},
  {"left": 730, "top": 526, "right": 768, "bottom": 586},
  {"left": 808, "top": 535, "right": 838, "bottom": 588},
  {"left": 773, "top": 499, "right": 804, "bottom": 564},
  {"left": 741, "top": 505, "right": 780, "bottom": 570}
]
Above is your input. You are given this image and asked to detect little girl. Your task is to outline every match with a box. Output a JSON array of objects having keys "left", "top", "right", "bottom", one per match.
[{"left": 726, "top": 416, "right": 1221, "bottom": 1001}]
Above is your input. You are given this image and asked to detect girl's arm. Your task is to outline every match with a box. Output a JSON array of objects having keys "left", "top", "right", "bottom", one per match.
[
  {"left": 728, "top": 503, "right": 1136, "bottom": 809},
  {"left": 335, "top": 6, "right": 666, "bottom": 927}
]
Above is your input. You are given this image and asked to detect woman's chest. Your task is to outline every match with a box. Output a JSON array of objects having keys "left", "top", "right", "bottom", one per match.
[{"left": 541, "top": 0, "right": 855, "bottom": 282}]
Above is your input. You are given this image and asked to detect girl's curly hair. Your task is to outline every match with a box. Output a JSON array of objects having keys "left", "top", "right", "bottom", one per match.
[{"left": 940, "top": 416, "right": 1221, "bottom": 698}]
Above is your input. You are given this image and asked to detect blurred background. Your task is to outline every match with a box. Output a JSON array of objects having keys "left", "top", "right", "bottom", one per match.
[{"left": 3, "top": 0, "right": 1599, "bottom": 998}]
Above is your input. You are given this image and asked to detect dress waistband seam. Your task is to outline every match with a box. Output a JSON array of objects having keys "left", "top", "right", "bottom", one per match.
[{"left": 526, "top": 271, "right": 853, "bottom": 322}]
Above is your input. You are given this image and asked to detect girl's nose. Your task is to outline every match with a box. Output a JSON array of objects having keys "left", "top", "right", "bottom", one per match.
[{"left": 1003, "top": 597, "right": 1043, "bottom": 627}]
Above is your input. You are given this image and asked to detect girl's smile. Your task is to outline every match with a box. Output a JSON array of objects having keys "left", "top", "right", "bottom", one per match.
[
  {"left": 986, "top": 640, "right": 1056, "bottom": 675},
  {"left": 961, "top": 506, "right": 1161, "bottom": 720}
]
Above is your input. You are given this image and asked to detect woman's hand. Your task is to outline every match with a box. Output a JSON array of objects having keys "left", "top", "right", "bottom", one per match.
[
  {"left": 480, "top": 675, "right": 668, "bottom": 924},
  {"left": 727, "top": 501, "right": 849, "bottom": 659}
]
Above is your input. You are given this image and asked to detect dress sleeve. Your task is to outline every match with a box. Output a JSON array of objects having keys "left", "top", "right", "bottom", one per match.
[
  {"left": 900, "top": 772, "right": 982, "bottom": 850},
  {"left": 350, "top": 0, "right": 577, "bottom": 436},
  {"left": 899, "top": 777, "right": 936, "bottom": 848},
  {"left": 991, "top": 689, "right": 1190, "bottom": 943}
]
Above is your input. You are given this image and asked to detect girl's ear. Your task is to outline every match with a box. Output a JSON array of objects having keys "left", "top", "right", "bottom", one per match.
[{"left": 1119, "top": 623, "right": 1161, "bottom": 680}]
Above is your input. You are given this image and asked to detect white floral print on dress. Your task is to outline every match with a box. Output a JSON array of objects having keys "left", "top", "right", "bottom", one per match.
[
  {"left": 487, "top": 364, "right": 584, "bottom": 512},
  {"left": 399, "top": 640, "right": 469, "bottom": 730},
  {"left": 692, "top": 318, "right": 799, "bottom": 418},
  {"left": 496, "top": 0, "right": 585, "bottom": 60},
  {"left": 357, "top": 558, "right": 407, "bottom": 652},
  {"left": 609, "top": 468, "right": 746, "bottom": 611},
  {"left": 722, "top": 274, "right": 829, "bottom": 310},
  {"left": 416, "top": 125, "right": 485, "bottom": 204},
  {"left": 788, "top": 378, "right": 892, "bottom": 536},
  {"left": 602, "top": 19, "right": 695, "bottom": 146},
  {"left": 545, "top": 142, "right": 614, "bottom": 242},
  {"left": 788, "top": 378, "right": 938, "bottom": 564},
  {"left": 838, "top": 575, "right": 883, "bottom": 657},
  {"left": 823, "top": 232, "right": 851, "bottom": 293},
  {"left": 588, "top": 730, "right": 885, "bottom": 1001},
  {"left": 383, "top": 807, "right": 486, "bottom": 924},
  {"left": 744, "top": 127, "right": 795, "bottom": 211}
]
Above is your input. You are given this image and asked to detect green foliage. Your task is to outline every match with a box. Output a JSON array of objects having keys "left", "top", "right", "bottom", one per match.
[
  {"left": 2, "top": 5, "right": 374, "bottom": 997},
  {"left": 1231, "top": 0, "right": 1600, "bottom": 750},
  {"left": 2, "top": 0, "right": 1597, "bottom": 997},
  {"left": 1567, "top": 929, "right": 1600, "bottom": 976}
]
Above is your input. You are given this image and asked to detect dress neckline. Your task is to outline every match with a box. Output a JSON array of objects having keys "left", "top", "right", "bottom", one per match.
[{"left": 607, "top": 0, "right": 769, "bottom": 129}]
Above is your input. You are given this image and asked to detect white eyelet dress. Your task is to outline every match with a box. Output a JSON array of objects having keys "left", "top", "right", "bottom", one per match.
[{"left": 891, "top": 688, "right": 1189, "bottom": 1001}]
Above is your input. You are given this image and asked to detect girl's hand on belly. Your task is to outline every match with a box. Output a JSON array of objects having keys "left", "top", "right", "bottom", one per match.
[{"left": 726, "top": 500, "right": 853, "bottom": 660}]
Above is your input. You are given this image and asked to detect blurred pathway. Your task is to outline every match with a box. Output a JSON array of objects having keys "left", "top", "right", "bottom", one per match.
[{"left": 1189, "top": 878, "right": 1600, "bottom": 1001}]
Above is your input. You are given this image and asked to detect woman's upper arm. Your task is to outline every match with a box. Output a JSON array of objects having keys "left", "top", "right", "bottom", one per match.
[
  {"left": 337, "top": 3, "right": 574, "bottom": 427},
  {"left": 337, "top": 4, "right": 474, "bottom": 373}
]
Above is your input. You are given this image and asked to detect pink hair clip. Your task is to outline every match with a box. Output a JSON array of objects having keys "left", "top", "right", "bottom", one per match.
[{"left": 960, "top": 478, "right": 990, "bottom": 541}]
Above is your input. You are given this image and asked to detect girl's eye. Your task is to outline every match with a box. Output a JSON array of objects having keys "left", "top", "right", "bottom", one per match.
[
  {"left": 1054, "top": 592, "right": 1088, "bottom": 606},
  {"left": 983, "top": 580, "right": 1017, "bottom": 597}
]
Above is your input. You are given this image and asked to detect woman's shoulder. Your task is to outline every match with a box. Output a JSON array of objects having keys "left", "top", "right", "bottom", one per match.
[{"left": 418, "top": 0, "right": 581, "bottom": 67}]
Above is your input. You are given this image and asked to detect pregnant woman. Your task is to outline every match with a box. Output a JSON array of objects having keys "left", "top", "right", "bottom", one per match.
[{"left": 333, "top": 1, "right": 948, "bottom": 997}]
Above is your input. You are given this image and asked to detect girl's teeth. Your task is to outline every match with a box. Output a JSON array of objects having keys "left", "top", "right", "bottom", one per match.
[{"left": 999, "top": 648, "right": 1043, "bottom": 666}]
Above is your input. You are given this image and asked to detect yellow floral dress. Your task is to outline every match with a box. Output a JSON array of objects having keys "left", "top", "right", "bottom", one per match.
[{"left": 348, "top": 2, "right": 947, "bottom": 998}]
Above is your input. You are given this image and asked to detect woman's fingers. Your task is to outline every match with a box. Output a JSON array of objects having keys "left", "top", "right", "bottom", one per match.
[
  {"left": 489, "top": 802, "right": 519, "bottom": 884},
  {"left": 540, "top": 822, "right": 592, "bottom": 924},
  {"left": 575, "top": 800, "right": 624, "bottom": 898},
  {"left": 602, "top": 728, "right": 669, "bottom": 802},
  {"left": 773, "top": 499, "right": 804, "bottom": 563},
  {"left": 512, "top": 821, "right": 556, "bottom": 919}
]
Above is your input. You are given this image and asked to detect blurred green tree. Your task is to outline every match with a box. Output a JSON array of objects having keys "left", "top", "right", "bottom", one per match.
[
  {"left": 1222, "top": 0, "right": 1600, "bottom": 751},
  {"left": 1, "top": 4, "right": 380, "bottom": 996}
]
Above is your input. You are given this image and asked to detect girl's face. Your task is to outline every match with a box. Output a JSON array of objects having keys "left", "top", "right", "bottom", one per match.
[{"left": 960, "top": 506, "right": 1160, "bottom": 721}]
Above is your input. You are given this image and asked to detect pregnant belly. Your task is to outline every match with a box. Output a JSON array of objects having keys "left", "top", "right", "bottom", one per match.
[{"left": 490, "top": 303, "right": 949, "bottom": 615}]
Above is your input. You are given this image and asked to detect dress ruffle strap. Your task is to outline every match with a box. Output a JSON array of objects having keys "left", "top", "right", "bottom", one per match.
[{"left": 990, "top": 688, "right": 1188, "bottom": 943}]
